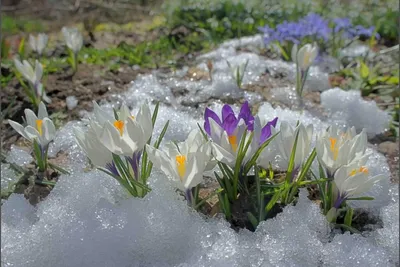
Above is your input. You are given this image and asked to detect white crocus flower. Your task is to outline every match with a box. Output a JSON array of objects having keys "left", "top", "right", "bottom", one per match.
[
  {"left": 14, "top": 58, "right": 51, "bottom": 103},
  {"left": 29, "top": 33, "right": 48, "bottom": 56},
  {"left": 62, "top": 27, "right": 83, "bottom": 54},
  {"left": 94, "top": 103, "right": 153, "bottom": 157},
  {"left": 8, "top": 102, "right": 55, "bottom": 147},
  {"left": 74, "top": 127, "right": 113, "bottom": 169},
  {"left": 295, "top": 43, "right": 318, "bottom": 71},
  {"left": 145, "top": 130, "right": 211, "bottom": 193},
  {"left": 326, "top": 160, "right": 385, "bottom": 220},
  {"left": 259, "top": 122, "right": 313, "bottom": 171},
  {"left": 14, "top": 58, "right": 43, "bottom": 86},
  {"left": 316, "top": 126, "right": 369, "bottom": 177}
]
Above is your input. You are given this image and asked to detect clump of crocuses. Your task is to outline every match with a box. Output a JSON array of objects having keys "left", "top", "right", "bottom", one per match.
[
  {"left": 74, "top": 102, "right": 169, "bottom": 198},
  {"left": 75, "top": 99, "right": 386, "bottom": 232}
]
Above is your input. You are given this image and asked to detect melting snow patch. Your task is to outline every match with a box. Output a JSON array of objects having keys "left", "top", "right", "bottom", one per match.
[
  {"left": 6, "top": 145, "right": 33, "bottom": 166},
  {"left": 321, "top": 88, "right": 391, "bottom": 136}
]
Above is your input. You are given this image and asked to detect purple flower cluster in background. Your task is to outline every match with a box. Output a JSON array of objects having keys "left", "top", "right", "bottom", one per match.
[{"left": 259, "top": 13, "right": 379, "bottom": 45}]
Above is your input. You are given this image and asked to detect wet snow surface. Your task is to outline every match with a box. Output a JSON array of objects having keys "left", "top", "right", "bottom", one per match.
[{"left": 2, "top": 35, "right": 398, "bottom": 267}]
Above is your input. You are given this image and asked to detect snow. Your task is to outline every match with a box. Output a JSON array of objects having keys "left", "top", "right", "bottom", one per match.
[
  {"left": 2, "top": 34, "right": 398, "bottom": 267},
  {"left": 321, "top": 88, "right": 391, "bottom": 136}
]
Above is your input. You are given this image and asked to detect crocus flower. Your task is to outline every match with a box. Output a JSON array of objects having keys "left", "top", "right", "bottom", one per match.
[
  {"left": 74, "top": 126, "right": 114, "bottom": 173},
  {"left": 13, "top": 58, "right": 51, "bottom": 103},
  {"left": 259, "top": 121, "right": 313, "bottom": 172},
  {"left": 316, "top": 126, "right": 369, "bottom": 178},
  {"left": 29, "top": 33, "right": 48, "bottom": 56},
  {"left": 326, "top": 160, "right": 385, "bottom": 222},
  {"left": 205, "top": 103, "right": 277, "bottom": 168},
  {"left": 333, "top": 161, "right": 384, "bottom": 208},
  {"left": 145, "top": 129, "right": 211, "bottom": 204},
  {"left": 62, "top": 27, "right": 83, "bottom": 54},
  {"left": 295, "top": 43, "right": 318, "bottom": 71},
  {"left": 77, "top": 101, "right": 153, "bottom": 179},
  {"left": 204, "top": 101, "right": 255, "bottom": 136},
  {"left": 14, "top": 58, "right": 43, "bottom": 87},
  {"left": 95, "top": 103, "right": 153, "bottom": 157},
  {"left": 8, "top": 102, "right": 56, "bottom": 148}
]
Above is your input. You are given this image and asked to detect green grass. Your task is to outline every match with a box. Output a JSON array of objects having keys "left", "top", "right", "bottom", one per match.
[{"left": 2, "top": 15, "right": 46, "bottom": 35}]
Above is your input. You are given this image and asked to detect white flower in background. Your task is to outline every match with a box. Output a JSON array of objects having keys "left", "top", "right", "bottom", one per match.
[
  {"left": 8, "top": 102, "right": 55, "bottom": 147},
  {"left": 14, "top": 58, "right": 43, "bottom": 86},
  {"left": 62, "top": 27, "right": 83, "bottom": 54},
  {"left": 292, "top": 43, "right": 318, "bottom": 71},
  {"left": 145, "top": 129, "right": 211, "bottom": 193},
  {"left": 259, "top": 121, "right": 313, "bottom": 171},
  {"left": 14, "top": 58, "right": 51, "bottom": 103},
  {"left": 316, "top": 126, "right": 369, "bottom": 177},
  {"left": 29, "top": 33, "right": 48, "bottom": 56}
]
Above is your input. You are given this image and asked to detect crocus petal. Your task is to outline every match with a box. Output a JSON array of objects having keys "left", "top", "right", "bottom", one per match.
[
  {"left": 118, "top": 105, "right": 131, "bottom": 121},
  {"left": 24, "top": 126, "right": 41, "bottom": 142},
  {"left": 42, "top": 118, "right": 56, "bottom": 144},
  {"left": 35, "top": 60, "right": 43, "bottom": 82},
  {"left": 125, "top": 118, "right": 145, "bottom": 149},
  {"left": 237, "top": 101, "right": 254, "bottom": 129},
  {"left": 145, "top": 144, "right": 177, "bottom": 179},
  {"left": 222, "top": 113, "right": 239, "bottom": 135},
  {"left": 29, "top": 35, "right": 36, "bottom": 51},
  {"left": 221, "top": 104, "right": 235, "bottom": 121},
  {"left": 204, "top": 108, "right": 222, "bottom": 135},
  {"left": 183, "top": 156, "right": 203, "bottom": 190},
  {"left": 8, "top": 120, "right": 30, "bottom": 140},
  {"left": 38, "top": 102, "right": 48, "bottom": 119},
  {"left": 136, "top": 103, "right": 153, "bottom": 143},
  {"left": 260, "top": 117, "right": 278, "bottom": 144},
  {"left": 24, "top": 109, "right": 38, "bottom": 128},
  {"left": 100, "top": 122, "right": 124, "bottom": 155},
  {"left": 93, "top": 101, "right": 114, "bottom": 125},
  {"left": 211, "top": 142, "right": 236, "bottom": 167}
]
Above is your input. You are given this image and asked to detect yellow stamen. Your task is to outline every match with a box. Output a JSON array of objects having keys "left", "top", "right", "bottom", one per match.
[
  {"left": 113, "top": 120, "right": 125, "bottom": 136},
  {"left": 349, "top": 166, "right": 368, "bottom": 176},
  {"left": 36, "top": 120, "right": 43, "bottom": 136},
  {"left": 359, "top": 166, "right": 368, "bottom": 174},
  {"left": 228, "top": 135, "right": 238, "bottom": 152},
  {"left": 329, "top": 137, "right": 339, "bottom": 160},
  {"left": 176, "top": 155, "right": 186, "bottom": 180},
  {"left": 131, "top": 115, "right": 135, "bottom": 120}
]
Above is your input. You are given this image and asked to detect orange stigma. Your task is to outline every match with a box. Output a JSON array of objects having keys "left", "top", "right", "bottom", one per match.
[{"left": 113, "top": 120, "right": 125, "bottom": 136}]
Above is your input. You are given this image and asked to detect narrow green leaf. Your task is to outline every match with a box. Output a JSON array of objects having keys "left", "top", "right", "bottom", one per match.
[
  {"left": 48, "top": 162, "right": 70, "bottom": 175},
  {"left": 360, "top": 61, "right": 370, "bottom": 79},
  {"left": 247, "top": 212, "right": 259, "bottom": 229},
  {"left": 344, "top": 207, "right": 353, "bottom": 227},
  {"left": 346, "top": 196, "right": 375, "bottom": 201},
  {"left": 151, "top": 102, "right": 160, "bottom": 127},
  {"left": 265, "top": 189, "right": 282, "bottom": 212},
  {"left": 285, "top": 128, "right": 300, "bottom": 184},
  {"left": 244, "top": 132, "right": 279, "bottom": 174},
  {"left": 296, "top": 148, "right": 316, "bottom": 183}
]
